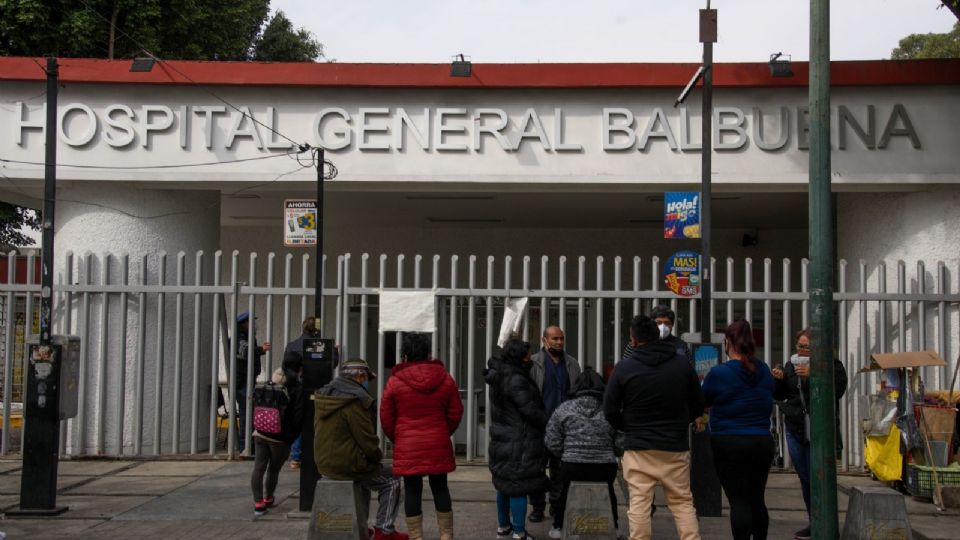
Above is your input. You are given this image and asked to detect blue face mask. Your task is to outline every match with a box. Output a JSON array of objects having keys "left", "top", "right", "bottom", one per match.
[{"left": 361, "top": 380, "right": 369, "bottom": 390}]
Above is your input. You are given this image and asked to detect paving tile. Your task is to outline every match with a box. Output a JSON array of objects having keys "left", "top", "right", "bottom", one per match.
[
  {"left": 0, "top": 518, "right": 106, "bottom": 539},
  {"left": 116, "top": 460, "right": 228, "bottom": 477},
  {"left": 43, "top": 494, "right": 153, "bottom": 519},
  {"left": 0, "top": 474, "right": 93, "bottom": 495},
  {"left": 113, "top": 462, "right": 299, "bottom": 521},
  {"left": 58, "top": 460, "right": 138, "bottom": 476},
  {"left": 0, "top": 461, "right": 22, "bottom": 474},
  {"left": 62, "top": 474, "right": 198, "bottom": 496}
]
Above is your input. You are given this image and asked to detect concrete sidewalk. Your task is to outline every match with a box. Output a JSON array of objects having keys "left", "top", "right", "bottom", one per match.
[{"left": 0, "top": 458, "right": 955, "bottom": 539}]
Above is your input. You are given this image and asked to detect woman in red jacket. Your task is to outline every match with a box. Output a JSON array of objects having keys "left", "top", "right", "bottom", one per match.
[{"left": 381, "top": 332, "right": 464, "bottom": 540}]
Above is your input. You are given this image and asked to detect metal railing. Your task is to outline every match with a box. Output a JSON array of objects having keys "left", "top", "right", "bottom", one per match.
[{"left": 0, "top": 250, "right": 956, "bottom": 470}]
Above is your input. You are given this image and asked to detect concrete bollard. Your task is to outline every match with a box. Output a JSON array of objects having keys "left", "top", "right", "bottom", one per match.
[
  {"left": 307, "top": 479, "right": 371, "bottom": 540},
  {"left": 562, "top": 481, "right": 617, "bottom": 540},
  {"left": 840, "top": 486, "right": 913, "bottom": 540}
]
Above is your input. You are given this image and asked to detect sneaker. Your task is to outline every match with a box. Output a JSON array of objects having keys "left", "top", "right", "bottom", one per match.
[
  {"left": 512, "top": 533, "right": 535, "bottom": 540},
  {"left": 794, "top": 526, "right": 811, "bottom": 540},
  {"left": 529, "top": 509, "right": 544, "bottom": 523},
  {"left": 373, "top": 528, "right": 409, "bottom": 540},
  {"left": 497, "top": 525, "right": 514, "bottom": 537},
  {"left": 548, "top": 527, "right": 562, "bottom": 539},
  {"left": 289, "top": 460, "right": 301, "bottom": 470},
  {"left": 253, "top": 500, "right": 267, "bottom": 516},
  {"left": 263, "top": 497, "right": 275, "bottom": 508}
]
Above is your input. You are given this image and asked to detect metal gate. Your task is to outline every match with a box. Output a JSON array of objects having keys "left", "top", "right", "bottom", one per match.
[{"left": 1, "top": 250, "right": 957, "bottom": 471}]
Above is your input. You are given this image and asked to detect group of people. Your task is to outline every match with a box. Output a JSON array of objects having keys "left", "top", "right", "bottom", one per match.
[{"left": 242, "top": 304, "right": 846, "bottom": 540}]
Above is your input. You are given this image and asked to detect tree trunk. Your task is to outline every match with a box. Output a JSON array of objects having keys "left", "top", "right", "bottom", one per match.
[
  {"left": 942, "top": 1, "right": 960, "bottom": 22},
  {"left": 108, "top": 1, "right": 120, "bottom": 60}
]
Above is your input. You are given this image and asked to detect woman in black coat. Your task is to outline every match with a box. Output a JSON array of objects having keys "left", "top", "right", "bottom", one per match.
[{"left": 485, "top": 338, "right": 549, "bottom": 540}]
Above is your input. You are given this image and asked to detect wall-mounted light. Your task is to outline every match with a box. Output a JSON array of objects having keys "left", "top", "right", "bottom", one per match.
[
  {"left": 768, "top": 52, "right": 793, "bottom": 78},
  {"left": 130, "top": 56, "right": 156, "bottom": 73},
  {"left": 450, "top": 54, "right": 471, "bottom": 77}
]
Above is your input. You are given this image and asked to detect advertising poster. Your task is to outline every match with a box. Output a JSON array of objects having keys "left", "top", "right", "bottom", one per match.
[
  {"left": 283, "top": 199, "right": 317, "bottom": 246},
  {"left": 693, "top": 343, "right": 721, "bottom": 382},
  {"left": 663, "top": 250, "right": 700, "bottom": 297},
  {"left": 664, "top": 192, "right": 701, "bottom": 239}
]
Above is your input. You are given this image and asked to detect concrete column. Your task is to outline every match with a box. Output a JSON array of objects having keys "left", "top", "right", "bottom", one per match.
[{"left": 53, "top": 182, "right": 220, "bottom": 455}]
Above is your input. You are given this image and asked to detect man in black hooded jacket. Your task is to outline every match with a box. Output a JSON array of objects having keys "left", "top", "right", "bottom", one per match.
[{"left": 604, "top": 315, "right": 703, "bottom": 540}]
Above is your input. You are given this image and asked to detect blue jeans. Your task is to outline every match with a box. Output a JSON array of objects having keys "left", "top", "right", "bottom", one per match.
[
  {"left": 290, "top": 435, "right": 302, "bottom": 462},
  {"left": 786, "top": 430, "right": 811, "bottom": 518},
  {"left": 497, "top": 491, "right": 528, "bottom": 534}
]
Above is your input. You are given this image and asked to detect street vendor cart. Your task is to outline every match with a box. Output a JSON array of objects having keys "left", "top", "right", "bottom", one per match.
[{"left": 860, "top": 351, "right": 959, "bottom": 503}]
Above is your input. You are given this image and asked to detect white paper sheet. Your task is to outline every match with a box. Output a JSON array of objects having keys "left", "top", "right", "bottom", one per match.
[
  {"left": 378, "top": 290, "right": 437, "bottom": 333},
  {"left": 497, "top": 297, "right": 529, "bottom": 347}
]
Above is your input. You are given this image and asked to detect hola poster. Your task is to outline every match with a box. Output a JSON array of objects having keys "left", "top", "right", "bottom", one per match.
[
  {"left": 664, "top": 250, "right": 700, "bottom": 297},
  {"left": 283, "top": 199, "right": 317, "bottom": 247},
  {"left": 664, "top": 192, "right": 701, "bottom": 239}
]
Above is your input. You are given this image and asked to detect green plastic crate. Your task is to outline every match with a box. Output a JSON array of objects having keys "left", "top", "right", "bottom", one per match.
[{"left": 906, "top": 464, "right": 960, "bottom": 499}]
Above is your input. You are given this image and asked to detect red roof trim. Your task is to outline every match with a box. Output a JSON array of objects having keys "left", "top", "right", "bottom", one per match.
[{"left": 1, "top": 57, "right": 958, "bottom": 88}]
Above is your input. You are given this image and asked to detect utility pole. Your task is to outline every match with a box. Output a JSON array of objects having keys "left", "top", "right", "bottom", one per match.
[
  {"left": 15, "top": 56, "right": 67, "bottom": 515},
  {"left": 689, "top": 3, "right": 723, "bottom": 519},
  {"left": 699, "top": 5, "right": 714, "bottom": 346},
  {"left": 315, "top": 147, "right": 325, "bottom": 322},
  {"left": 298, "top": 147, "right": 328, "bottom": 512},
  {"left": 808, "top": 0, "right": 839, "bottom": 537}
]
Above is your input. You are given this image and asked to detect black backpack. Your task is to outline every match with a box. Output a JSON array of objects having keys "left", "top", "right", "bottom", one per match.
[{"left": 252, "top": 383, "right": 289, "bottom": 436}]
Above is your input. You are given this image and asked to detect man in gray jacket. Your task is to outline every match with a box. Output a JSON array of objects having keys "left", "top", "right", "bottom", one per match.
[{"left": 528, "top": 325, "right": 581, "bottom": 523}]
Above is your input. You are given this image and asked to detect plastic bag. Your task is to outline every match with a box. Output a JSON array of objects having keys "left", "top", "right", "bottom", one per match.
[{"left": 865, "top": 424, "right": 903, "bottom": 482}]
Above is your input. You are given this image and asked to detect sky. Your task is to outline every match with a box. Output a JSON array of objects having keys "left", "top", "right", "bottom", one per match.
[{"left": 270, "top": 0, "right": 957, "bottom": 63}]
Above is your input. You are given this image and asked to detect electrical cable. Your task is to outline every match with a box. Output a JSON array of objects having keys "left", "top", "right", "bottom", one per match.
[{"left": 0, "top": 150, "right": 307, "bottom": 170}]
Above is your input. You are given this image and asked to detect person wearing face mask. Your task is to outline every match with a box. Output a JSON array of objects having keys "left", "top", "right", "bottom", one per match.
[
  {"left": 314, "top": 357, "right": 408, "bottom": 540},
  {"left": 528, "top": 326, "right": 581, "bottom": 523},
  {"left": 771, "top": 328, "right": 847, "bottom": 540},
  {"left": 621, "top": 305, "right": 691, "bottom": 362},
  {"left": 380, "top": 332, "right": 463, "bottom": 540}
]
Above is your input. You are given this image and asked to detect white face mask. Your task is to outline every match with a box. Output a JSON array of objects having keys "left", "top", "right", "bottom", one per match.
[{"left": 658, "top": 323, "right": 670, "bottom": 339}]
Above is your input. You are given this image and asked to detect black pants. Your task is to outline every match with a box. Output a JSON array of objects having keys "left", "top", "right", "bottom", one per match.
[
  {"left": 403, "top": 474, "right": 452, "bottom": 517},
  {"left": 711, "top": 435, "right": 775, "bottom": 540},
  {"left": 251, "top": 437, "right": 291, "bottom": 501},
  {"left": 553, "top": 461, "right": 619, "bottom": 530},
  {"left": 529, "top": 452, "right": 561, "bottom": 512}
]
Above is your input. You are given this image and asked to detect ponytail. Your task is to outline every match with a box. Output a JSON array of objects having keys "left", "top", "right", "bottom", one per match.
[{"left": 725, "top": 319, "right": 757, "bottom": 373}]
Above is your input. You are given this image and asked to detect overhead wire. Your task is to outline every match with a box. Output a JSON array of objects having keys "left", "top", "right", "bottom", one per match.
[{"left": 0, "top": 150, "right": 308, "bottom": 170}]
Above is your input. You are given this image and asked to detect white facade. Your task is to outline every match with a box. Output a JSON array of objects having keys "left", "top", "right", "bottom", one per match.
[{"left": 1, "top": 59, "right": 958, "bottom": 456}]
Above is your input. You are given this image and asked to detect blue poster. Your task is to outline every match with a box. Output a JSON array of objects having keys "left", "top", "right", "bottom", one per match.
[
  {"left": 664, "top": 250, "right": 700, "bottom": 297},
  {"left": 693, "top": 343, "right": 720, "bottom": 382},
  {"left": 664, "top": 192, "right": 701, "bottom": 239}
]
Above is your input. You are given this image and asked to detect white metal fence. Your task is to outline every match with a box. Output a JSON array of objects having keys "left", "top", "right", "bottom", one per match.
[{"left": 1, "top": 250, "right": 957, "bottom": 470}]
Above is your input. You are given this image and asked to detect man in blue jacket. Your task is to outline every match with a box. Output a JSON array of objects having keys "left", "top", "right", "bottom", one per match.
[{"left": 604, "top": 315, "right": 703, "bottom": 540}]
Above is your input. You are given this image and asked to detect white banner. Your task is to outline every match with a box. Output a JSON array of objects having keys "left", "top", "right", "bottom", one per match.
[
  {"left": 497, "top": 297, "right": 529, "bottom": 347},
  {"left": 378, "top": 290, "right": 437, "bottom": 333}
]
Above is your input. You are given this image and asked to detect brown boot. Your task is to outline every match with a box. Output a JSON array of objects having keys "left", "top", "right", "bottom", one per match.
[
  {"left": 437, "top": 510, "right": 454, "bottom": 540},
  {"left": 404, "top": 514, "right": 423, "bottom": 540}
]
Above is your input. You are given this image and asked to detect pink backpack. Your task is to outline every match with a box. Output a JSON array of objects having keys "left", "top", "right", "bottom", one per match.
[{"left": 252, "top": 383, "right": 288, "bottom": 436}]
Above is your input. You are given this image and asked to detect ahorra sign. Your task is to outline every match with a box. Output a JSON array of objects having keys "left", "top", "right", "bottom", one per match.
[{"left": 13, "top": 102, "right": 921, "bottom": 153}]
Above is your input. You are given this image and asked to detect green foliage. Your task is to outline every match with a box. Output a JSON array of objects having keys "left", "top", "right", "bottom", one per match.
[
  {"left": 891, "top": 22, "right": 960, "bottom": 59},
  {"left": 0, "top": 202, "right": 39, "bottom": 248},
  {"left": 0, "top": 0, "right": 277, "bottom": 61},
  {"left": 253, "top": 10, "right": 323, "bottom": 62}
]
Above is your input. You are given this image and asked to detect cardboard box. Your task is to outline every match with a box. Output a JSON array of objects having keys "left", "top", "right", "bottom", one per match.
[{"left": 861, "top": 351, "right": 946, "bottom": 373}]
